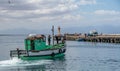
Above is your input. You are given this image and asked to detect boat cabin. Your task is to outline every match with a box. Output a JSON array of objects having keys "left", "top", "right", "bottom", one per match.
[{"left": 25, "top": 35, "right": 46, "bottom": 51}]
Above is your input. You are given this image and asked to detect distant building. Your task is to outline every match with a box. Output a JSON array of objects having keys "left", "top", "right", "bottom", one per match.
[{"left": 88, "top": 30, "right": 98, "bottom": 36}]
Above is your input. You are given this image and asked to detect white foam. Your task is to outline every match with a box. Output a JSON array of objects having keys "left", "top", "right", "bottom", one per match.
[
  {"left": 0, "top": 57, "right": 20, "bottom": 67},
  {"left": 0, "top": 58, "right": 52, "bottom": 68}
]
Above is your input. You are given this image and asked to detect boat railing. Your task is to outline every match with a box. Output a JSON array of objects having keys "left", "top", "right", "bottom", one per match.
[{"left": 10, "top": 50, "right": 27, "bottom": 58}]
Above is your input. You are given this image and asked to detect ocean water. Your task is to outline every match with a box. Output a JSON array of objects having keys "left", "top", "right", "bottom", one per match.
[{"left": 0, "top": 35, "right": 120, "bottom": 71}]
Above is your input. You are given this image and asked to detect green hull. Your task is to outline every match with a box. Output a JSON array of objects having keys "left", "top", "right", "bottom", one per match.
[{"left": 20, "top": 53, "right": 65, "bottom": 60}]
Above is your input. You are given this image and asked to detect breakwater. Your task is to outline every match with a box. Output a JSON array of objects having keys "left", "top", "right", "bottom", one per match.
[{"left": 65, "top": 34, "right": 120, "bottom": 43}]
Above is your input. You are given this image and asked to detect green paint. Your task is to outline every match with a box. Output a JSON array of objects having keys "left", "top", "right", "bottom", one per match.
[
  {"left": 34, "top": 39, "right": 47, "bottom": 50},
  {"left": 25, "top": 38, "right": 65, "bottom": 51},
  {"left": 25, "top": 39, "right": 47, "bottom": 51},
  {"left": 20, "top": 53, "right": 65, "bottom": 60},
  {"left": 22, "top": 36, "right": 66, "bottom": 60}
]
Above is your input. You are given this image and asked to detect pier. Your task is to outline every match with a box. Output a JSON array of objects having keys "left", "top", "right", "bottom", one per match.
[{"left": 65, "top": 34, "right": 120, "bottom": 43}]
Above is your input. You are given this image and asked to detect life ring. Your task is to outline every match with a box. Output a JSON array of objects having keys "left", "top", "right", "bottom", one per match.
[
  {"left": 63, "top": 49, "right": 66, "bottom": 53},
  {"left": 59, "top": 49, "right": 62, "bottom": 53},
  {"left": 51, "top": 52, "right": 55, "bottom": 57}
]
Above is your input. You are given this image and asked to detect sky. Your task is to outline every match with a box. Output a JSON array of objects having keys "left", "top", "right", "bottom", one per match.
[{"left": 0, "top": 0, "right": 120, "bottom": 34}]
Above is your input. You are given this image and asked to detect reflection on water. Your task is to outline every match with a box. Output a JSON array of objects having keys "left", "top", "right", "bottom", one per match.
[{"left": 0, "top": 36, "right": 120, "bottom": 71}]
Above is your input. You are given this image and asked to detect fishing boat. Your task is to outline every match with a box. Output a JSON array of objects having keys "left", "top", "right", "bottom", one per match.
[{"left": 10, "top": 26, "right": 66, "bottom": 60}]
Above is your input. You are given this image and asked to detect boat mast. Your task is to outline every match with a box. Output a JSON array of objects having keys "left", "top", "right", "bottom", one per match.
[{"left": 52, "top": 26, "right": 54, "bottom": 45}]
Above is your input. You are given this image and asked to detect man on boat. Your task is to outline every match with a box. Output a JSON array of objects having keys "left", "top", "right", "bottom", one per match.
[
  {"left": 55, "top": 35, "right": 59, "bottom": 44},
  {"left": 48, "top": 35, "right": 51, "bottom": 45}
]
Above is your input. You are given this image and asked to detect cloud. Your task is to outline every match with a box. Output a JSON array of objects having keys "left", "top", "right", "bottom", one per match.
[
  {"left": 0, "top": 0, "right": 78, "bottom": 12},
  {"left": 62, "top": 14, "right": 82, "bottom": 21},
  {"left": 0, "top": 0, "right": 97, "bottom": 17},
  {"left": 79, "top": 0, "right": 96, "bottom": 5},
  {"left": 0, "top": 0, "right": 100, "bottom": 31},
  {"left": 0, "top": 0, "right": 79, "bottom": 19},
  {"left": 94, "top": 10, "right": 120, "bottom": 15},
  {"left": 0, "top": 0, "right": 97, "bottom": 20}
]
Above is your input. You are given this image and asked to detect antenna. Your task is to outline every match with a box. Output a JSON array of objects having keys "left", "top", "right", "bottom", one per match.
[{"left": 52, "top": 26, "right": 54, "bottom": 45}]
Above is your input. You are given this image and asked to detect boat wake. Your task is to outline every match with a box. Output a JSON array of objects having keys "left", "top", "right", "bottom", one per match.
[{"left": 0, "top": 57, "right": 52, "bottom": 69}]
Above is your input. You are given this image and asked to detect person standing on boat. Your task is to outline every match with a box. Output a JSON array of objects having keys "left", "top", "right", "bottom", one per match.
[
  {"left": 55, "top": 35, "right": 59, "bottom": 44},
  {"left": 48, "top": 35, "right": 51, "bottom": 45}
]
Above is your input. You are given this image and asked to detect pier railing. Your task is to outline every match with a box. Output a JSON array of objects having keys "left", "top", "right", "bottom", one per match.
[{"left": 10, "top": 50, "right": 27, "bottom": 58}]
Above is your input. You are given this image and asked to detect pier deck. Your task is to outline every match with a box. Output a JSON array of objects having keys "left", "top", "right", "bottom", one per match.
[{"left": 66, "top": 34, "right": 120, "bottom": 43}]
